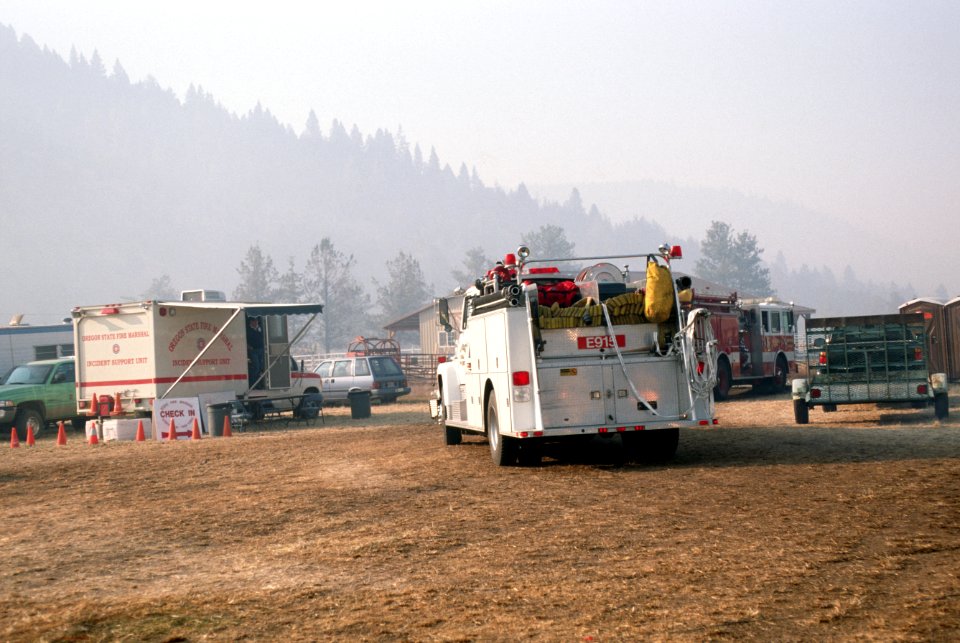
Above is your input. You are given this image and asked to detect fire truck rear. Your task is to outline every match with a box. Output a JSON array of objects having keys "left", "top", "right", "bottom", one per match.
[{"left": 430, "top": 244, "right": 718, "bottom": 466}]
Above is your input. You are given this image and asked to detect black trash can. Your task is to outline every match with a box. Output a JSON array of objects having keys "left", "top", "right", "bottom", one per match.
[
  {"left": 348, "top": 390, "right": 371, "bottom": 419},
  {"left": 206, "top": 402, "right": 231, "bottom": 436}
]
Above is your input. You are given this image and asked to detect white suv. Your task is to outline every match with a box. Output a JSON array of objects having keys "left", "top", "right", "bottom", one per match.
[{"left": 313, "top": 355, "right": 411, "bottom": 403}]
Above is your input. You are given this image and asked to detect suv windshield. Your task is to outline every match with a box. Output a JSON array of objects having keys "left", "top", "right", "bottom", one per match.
[
  {"left": 6, "top": 364, "right": 53, "bottom": 385},
  {"left": 369, "top": 357, "right": 403, "bottom": 376}
]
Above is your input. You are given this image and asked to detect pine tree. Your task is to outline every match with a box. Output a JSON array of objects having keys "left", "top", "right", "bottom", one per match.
[
  {"left": 374, "top": 251, "right": 433, "bottom": 326},
  {"left": 303, "top": 239, "right": 373, "bottom": 354},
  {"left": 275, "top": 257, "right": 303, "bottom": 303},
  {"left": 695, "top": 221, "right": 773, "bottom": 296},
  {"left": 451, "top": 247, "right": 493, "bottom": 287},
  {"left": 141, "top": 275, "right": 177, "bottom": 300},
  {"left": 233, "top": 244, "right": 278, "bottom": 302},
  {"left": 523, "top": 224, "right": 575, "bottom": 259}
]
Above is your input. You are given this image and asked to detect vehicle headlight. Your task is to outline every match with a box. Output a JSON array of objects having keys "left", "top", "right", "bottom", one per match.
[{"left": 0, "top": 400, "right": 14, "bottom": 409}]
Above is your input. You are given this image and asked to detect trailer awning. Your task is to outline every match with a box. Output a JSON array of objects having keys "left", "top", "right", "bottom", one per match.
[{"left": 157, "top": 302, "right": 324, "bottom": 316}]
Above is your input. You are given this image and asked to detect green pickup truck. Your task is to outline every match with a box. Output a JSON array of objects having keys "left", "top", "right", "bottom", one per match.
[
  {"left": 792, "top": 313, "right": 949, "bottom": 423},
  {"left": 0, "top": 358, "right": 87, "bottom": 441}
]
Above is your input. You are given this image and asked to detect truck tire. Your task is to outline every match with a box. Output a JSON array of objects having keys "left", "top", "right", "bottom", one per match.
[
  {"left": 772, "top": 355, "right": 789, "bottom": 392},
  {"left": 15, "top": 408, "right": 44, "bottom": 441},
  {"left": 934, "top": 392, "right": 949, "bottom": 419},
  {"left": 793, "top": 399, "right": 809, "bottom": 424},
  {"left": 647, "top": 428, "right": 679, "bottom": 463},
  {"left": 444, "top": 425, "right": 463, "bottom": 445},
  {"left": 516, "top": 442, "right": 542, "bottom": 467},
  {"left": 486, "top": 390, "right": 516, "bottom": 466},
  {"left": 714, "top": 357, "right": 732, "bottom": 401}
]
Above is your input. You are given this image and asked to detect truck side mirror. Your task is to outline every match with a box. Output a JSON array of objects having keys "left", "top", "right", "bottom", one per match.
[{"left": 436, "top": 298, "right": 452, "bottom": 332}]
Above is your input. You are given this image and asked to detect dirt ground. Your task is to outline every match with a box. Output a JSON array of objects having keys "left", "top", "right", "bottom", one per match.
[{"left": 2, "top": 384, "right": 959, "bottom": 642}]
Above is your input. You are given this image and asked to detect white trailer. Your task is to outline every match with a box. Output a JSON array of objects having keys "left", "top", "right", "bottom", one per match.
[
  {"left": 431, "top": 245, "right": 718, "bottom": 466},
  {"left": 0, "top": 321, "right": 74, "bottom": 379},
  {"left": 72, "top": 300, "right": 324, "bottom": 419}
]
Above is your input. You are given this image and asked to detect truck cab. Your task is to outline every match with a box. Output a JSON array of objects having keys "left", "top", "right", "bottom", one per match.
[{"left": 0, "top": 358, "right": 86, "bottom": 440}]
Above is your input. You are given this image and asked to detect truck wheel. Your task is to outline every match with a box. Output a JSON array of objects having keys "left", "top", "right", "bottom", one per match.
[
  {"left": 934, "top": 392, "right": 949, "bottom": 419},
  {"left": 772, "top": 355, "right": 789, "bottom": 392},
  {"left": 444, "top": 425, "right": 462, "bottom": 445},
  {"left": 486, "top": 391, "right": 516, "bottom": 466},
  {"left": 648, "top": 428, "right": 679, "bottom": 463},
  {"left": 15, "top": 408, "right": 44, "bottom": 441},
  {"left": 714, "top": 357, "right": 732, "bottom": 401},
  {"left": 793, "top": 399, "right": 809, "bottom": 424},
  {"left": 516, "top": 442, "right": 542, "bottom": 467}
]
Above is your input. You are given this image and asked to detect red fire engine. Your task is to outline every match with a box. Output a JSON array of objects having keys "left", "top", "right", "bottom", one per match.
[{"left": 688, "top": 292, "right": 797, "bottom": 399}]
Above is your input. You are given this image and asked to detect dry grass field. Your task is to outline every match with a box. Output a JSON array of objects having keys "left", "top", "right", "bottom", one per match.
[{"left": 2, "top": 385, "right": 959, "bottom": 641}]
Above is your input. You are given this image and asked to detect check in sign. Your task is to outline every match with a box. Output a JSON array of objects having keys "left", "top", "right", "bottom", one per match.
[{"left": 577, "top": 335, "right": 626, "bottom": 350}]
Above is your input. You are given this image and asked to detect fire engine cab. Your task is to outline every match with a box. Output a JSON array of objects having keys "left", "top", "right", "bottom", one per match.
[
  {"left": 431, "top": 244, "right": 719, "bottom": 466},
  {"left": 685, "top": 292, "right": 798, "bottom": 399}
]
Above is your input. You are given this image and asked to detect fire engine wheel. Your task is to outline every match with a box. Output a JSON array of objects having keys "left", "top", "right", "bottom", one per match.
[
  {"left": 934, "top": 392, "right": 949, "bottom": 419},
  {"left": 772, "top": 355, "right": 789, "bottom": 392},
  {"left": 14, "top": 408, "right": 44, "bottom": 441},
  {"left": 793, "top": 399, "right": 809, "bottom": 424},
  {"left": 486, "top": 391, "right": 516, "bottom": 466},
  {"left": 444, "top": 425, "right": 463, "bottom": 445},
  {"left": 714, "top": 357, "right": 732, "bottom": 401}
]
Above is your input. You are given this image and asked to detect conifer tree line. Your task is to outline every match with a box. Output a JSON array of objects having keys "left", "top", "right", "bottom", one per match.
[{"left": 2, "top": 24, "right": 944, "bottom": 326}]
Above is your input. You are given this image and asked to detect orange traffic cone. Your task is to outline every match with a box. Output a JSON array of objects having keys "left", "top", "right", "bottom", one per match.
[
  {"left": 88, "top": 430, "right": 99, "bottom": 445},
  {"left": 56, "top": 421, "right": 67, "bottom": 446},
  {"left": 135, "top": 420, "right": 145, "bottom": 442},
  {"left": 111, "top": 392, "right": 123, "bottom": 416},
  {"left": 88, "top": 393, "right": 99, "bottom": 416},
  {"left": 10, "top": 427, "right": 19, "bottom": 448},
  {"left": 191, "top": 417, "right": 201, "bottom": 440},
  {"left": 25, "top": 425, "right": 35, "bottom": 447},
  {"left": 222, "top": 415, "right": 232, "bottom": 438},
  {"left": 167, "top": 418, "right": 178, "bottom": 441}
]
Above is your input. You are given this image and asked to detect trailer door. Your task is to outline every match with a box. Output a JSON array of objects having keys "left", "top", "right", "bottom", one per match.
[{"left": 264, "top": 315, "right": 291, "bottom": 389}]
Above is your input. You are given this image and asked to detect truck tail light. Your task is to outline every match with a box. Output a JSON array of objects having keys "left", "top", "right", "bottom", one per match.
[
  {"left": 811, "top": 388, "right": 821, "bottom": 398},
  {"left": 917, "top": 384, "right": 928, "bottom": 395},
  {"left": 914, "top": 347, "right": 923, "bottom": 361},
  {"left": 819, "top": 352, "right": 827, "bottom": 366},
  {"left": 512, "top": 370, "right": 531, "bottom": 403},
  {"left": 371, "top": 382, "right": 381, "bottom": 390}
]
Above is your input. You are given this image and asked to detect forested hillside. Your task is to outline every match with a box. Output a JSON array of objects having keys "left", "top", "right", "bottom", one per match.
[{"left": 0, "top": 23, "right": 930, "bottom": 330}]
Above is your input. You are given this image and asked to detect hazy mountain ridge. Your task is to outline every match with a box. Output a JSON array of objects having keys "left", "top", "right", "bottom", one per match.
[{"left": 0, "top": 24, "right": 926, "bottom": 325}]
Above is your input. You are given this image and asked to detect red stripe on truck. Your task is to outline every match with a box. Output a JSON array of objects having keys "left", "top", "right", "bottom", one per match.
[{"left": 79, "top": 374, "right": 249, "bottom": 388}]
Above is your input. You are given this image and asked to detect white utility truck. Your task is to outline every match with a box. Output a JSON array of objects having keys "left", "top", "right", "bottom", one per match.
[
  {"left": 72, "top": 299, "right": 324, "bottom": 422},
  {"left": 431, "top": 244, "right": 718, "bottom": 466}
]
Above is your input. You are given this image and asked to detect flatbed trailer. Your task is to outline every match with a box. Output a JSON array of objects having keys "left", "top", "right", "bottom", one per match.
[{"left": 791, "top": 312, "right": 949, "bottom": 423}]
